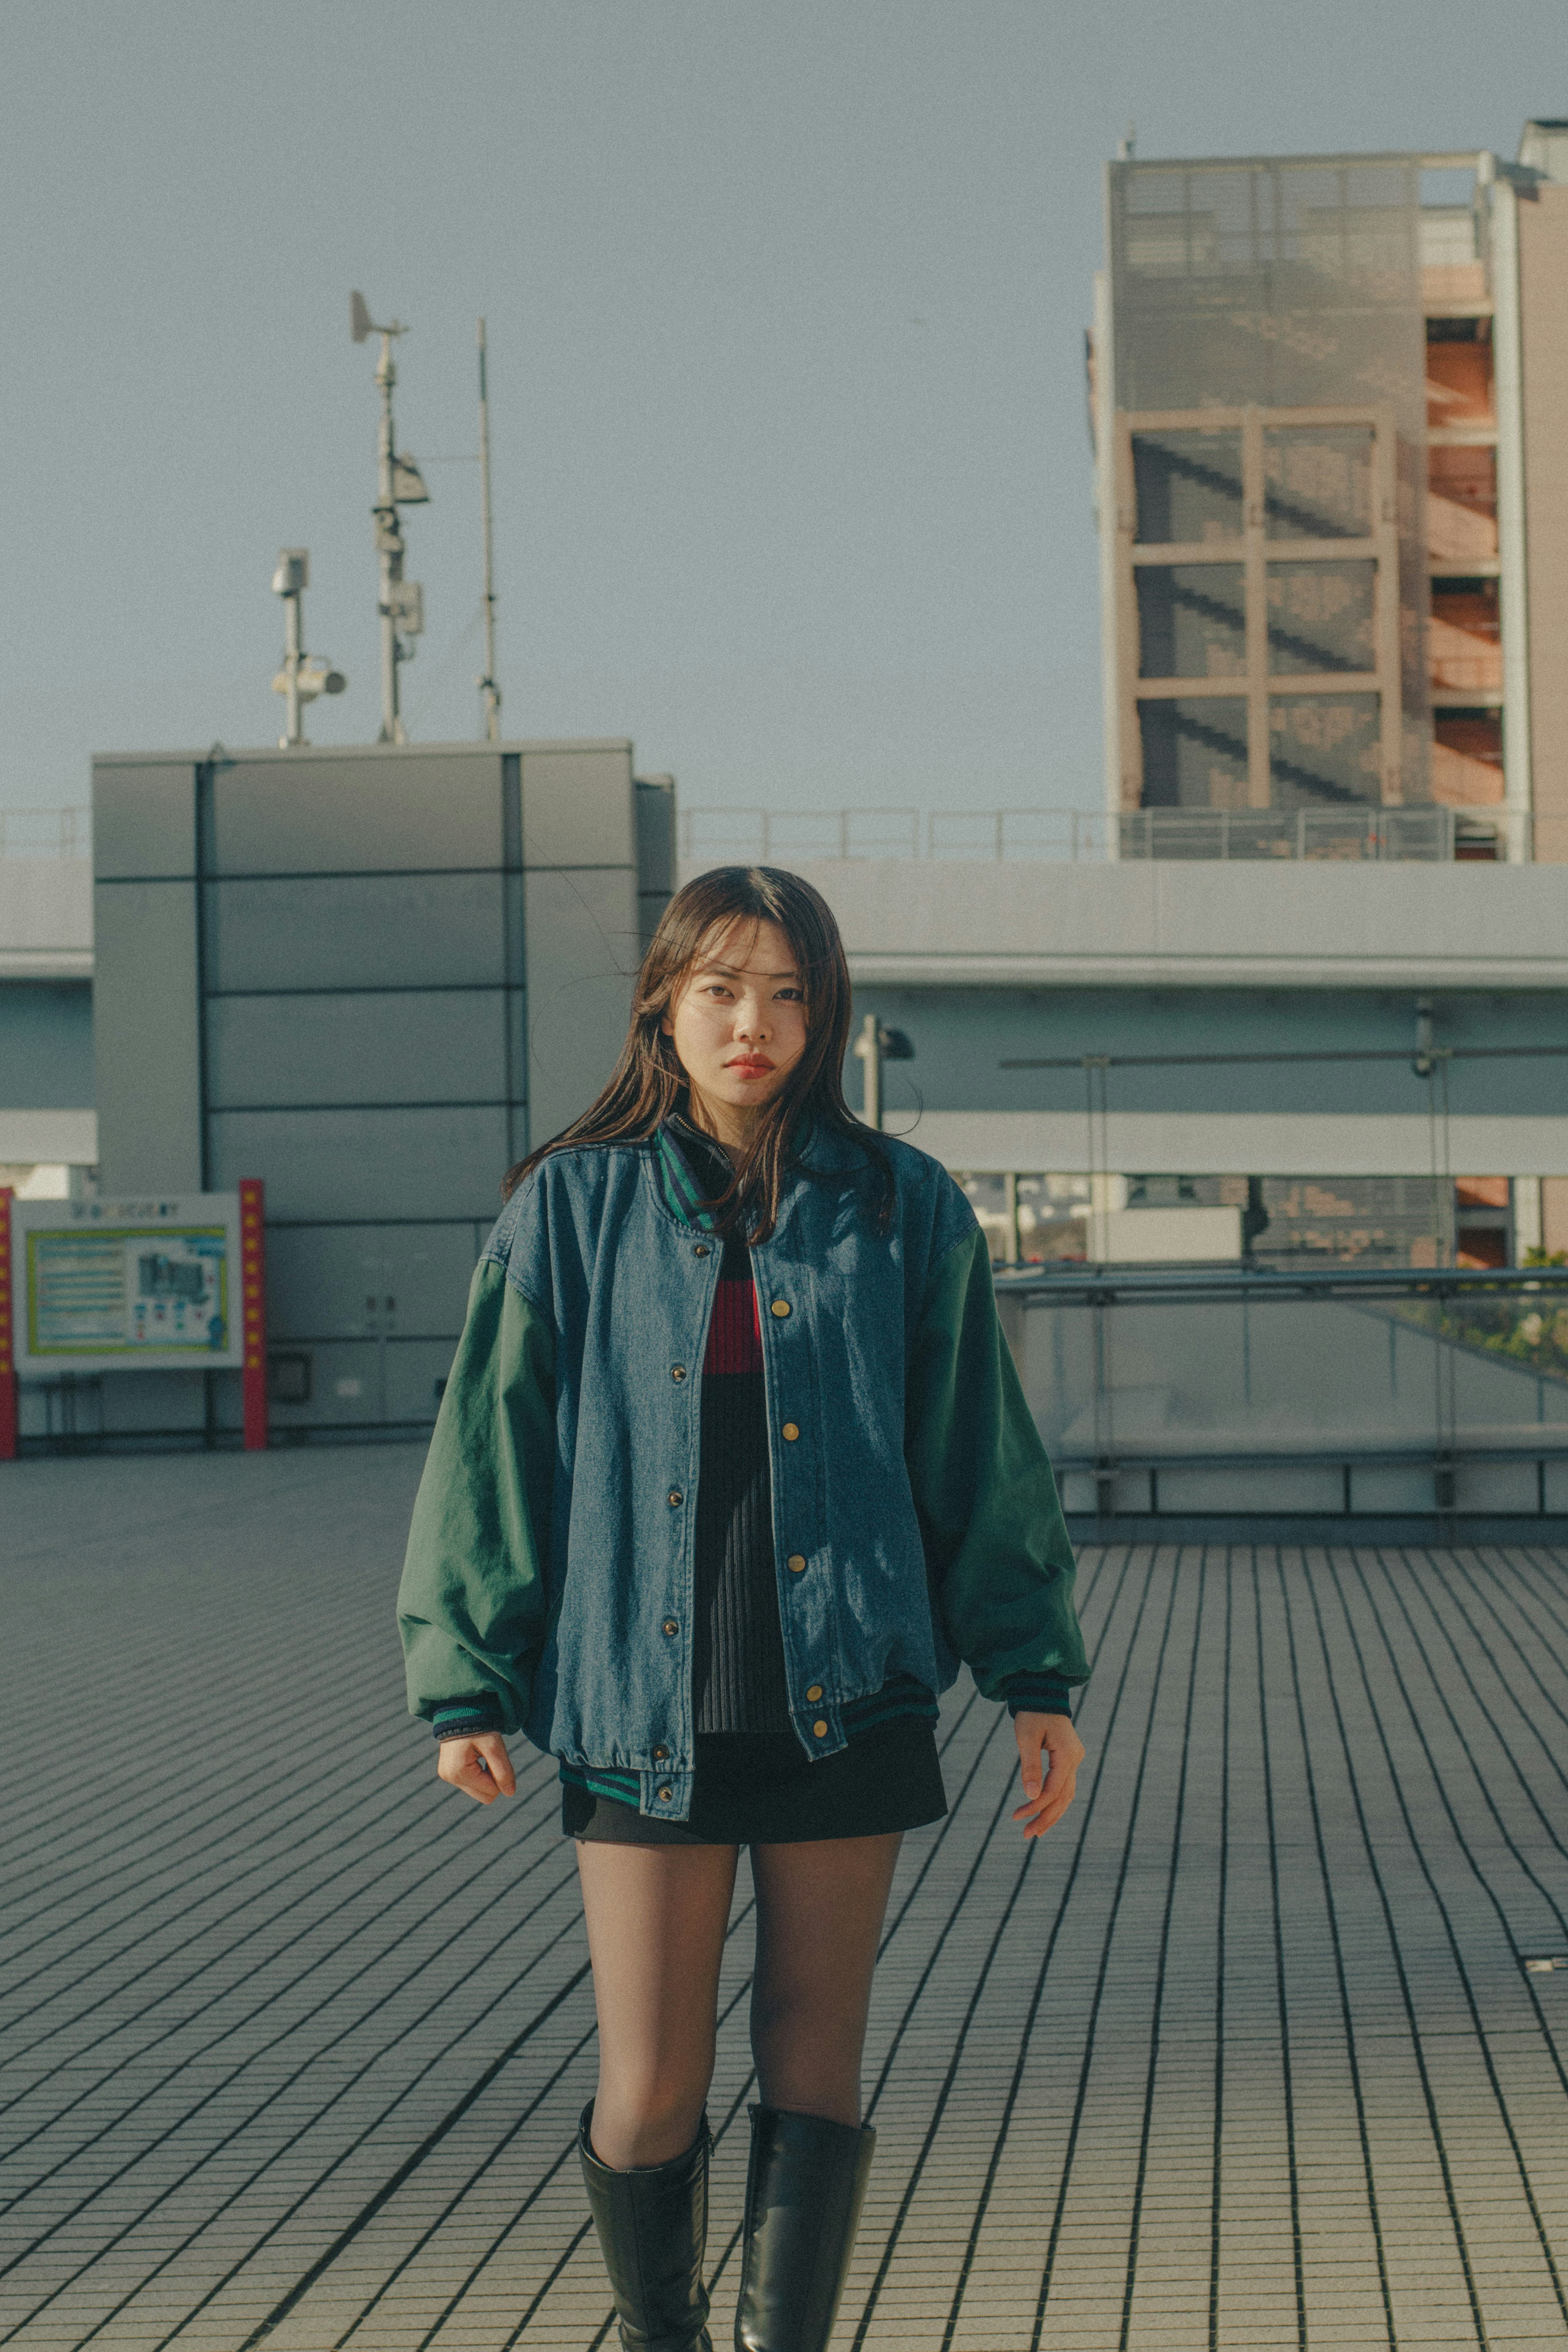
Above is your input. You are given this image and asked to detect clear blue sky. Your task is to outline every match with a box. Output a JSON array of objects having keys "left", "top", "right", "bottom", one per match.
[{"left": 1, "top": 1, "right": 1561, "bottom": 819}]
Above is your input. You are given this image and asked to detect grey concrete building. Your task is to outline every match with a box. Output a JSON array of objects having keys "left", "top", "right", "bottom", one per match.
[
  {"left": 70, "top": 739, "right": 672, "bottom": 1445},
  {"left": 0, "top": 828, "right": 94, "bottom": 1186}
]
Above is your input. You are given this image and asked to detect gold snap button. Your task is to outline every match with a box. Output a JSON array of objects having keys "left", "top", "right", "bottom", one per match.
[
  {"left": 782, "top": 1421, "right": 799, "bottom": 1441},
  {"left": 787, "top": 1554, "right": 807, "bottom": 1573},
  {"left": 769, "top": 1298, "right": 791, "bottom": 1318},
  {"left": 662, "top": 1618, "right": 679, "bottom": 1636},
  {"left": 668, "top": 1489, "right": 683, "bottom": 1507},
  {"left": 693, "top": 1244, "right": 711, "bottom": 1257},
  {"left": 806, "top": 1684, "right": 822, "bottom": 1702},
  {"left": 813, "top": 1720, "right": 828, "bottom": 1737},
  {"left": 657, "top": 1785, "right": 673, "bottom": 1802},
  {"left": 653, "top": 1745, "right": 669, "bottom": 1761},
  {"left": 671, "top": 1365, "right": 687, "bottom": 1382}
]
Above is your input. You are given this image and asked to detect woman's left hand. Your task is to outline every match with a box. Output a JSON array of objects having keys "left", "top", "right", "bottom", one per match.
[{"left": 1011, "top": 1711, "right": 1085, "bottom": 1839}]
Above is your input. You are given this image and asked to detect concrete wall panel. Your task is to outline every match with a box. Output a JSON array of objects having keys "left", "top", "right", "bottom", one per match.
[
  {"left": 204, "top": 873, "right": 509, "bottom": 992},
  {"left": 264, "top": 1222, "right": 480, "bottom": 1341},
  {"left": 207, "top": 1104, "right": 509, "bottom": 1222},
  {"left": 519, "top": 747, "right": 634, "bottom": 867},
  {"left": 209, "top": 754, "right": 506, "bottom": 874},
  {"left": 92, "top": 764, "right": 196, "bottom": 880},
  {"left": 205, "top": 989, "right": 515, "bottom": 1111},
  {"left": 91, "top": 880, "right": 203, "bottom": 1190},
  {"left": 523, "top": 866, "right": 640, "bottom": 1146},
  {"left": 258, "top": 1337, "right": 457, "bottom": 1430}
]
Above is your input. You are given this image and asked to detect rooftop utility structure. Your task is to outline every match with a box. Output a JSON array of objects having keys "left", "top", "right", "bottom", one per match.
[
  {"left": 269, "top": 549, "right": 345, "bottom": 747},
  {"left": 350, "top": 290, "right": 429, "bottom": 743}
]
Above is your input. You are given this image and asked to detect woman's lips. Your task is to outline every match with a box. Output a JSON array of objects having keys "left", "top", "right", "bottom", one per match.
[{"left": 726, "top": 1058, "right": 774, "bottom": 1076}]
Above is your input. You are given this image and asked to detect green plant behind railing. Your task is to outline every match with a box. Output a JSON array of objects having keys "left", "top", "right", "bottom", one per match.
[{"left": 1382, "top": 1264, "right": 1568, "bottom": 1387}]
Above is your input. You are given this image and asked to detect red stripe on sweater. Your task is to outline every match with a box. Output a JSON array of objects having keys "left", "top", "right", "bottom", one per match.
[{"left": 704, "top": 1277, "right": 762, "bottom": 1375}]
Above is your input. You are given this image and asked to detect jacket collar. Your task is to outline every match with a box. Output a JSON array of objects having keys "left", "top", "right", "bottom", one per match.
[
  {"left": 655, "top": 1101, "right": 872, "bottom": 1234},
  {"left": 655, "top": 1109, "right": 732, "bottom": 1233}
]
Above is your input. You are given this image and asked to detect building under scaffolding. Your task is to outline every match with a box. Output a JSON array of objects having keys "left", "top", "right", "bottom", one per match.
[{"left": 1091, "top": 120, "right": 1568, "bottom": 863}]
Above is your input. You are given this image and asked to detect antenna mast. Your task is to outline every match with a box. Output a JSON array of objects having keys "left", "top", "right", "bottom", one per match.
[
  {"left": 351, "top": 291, "right": 429, "bottom": 743},
  {"left": 477, "top": 319, "right": 501, "bottom": 741}
]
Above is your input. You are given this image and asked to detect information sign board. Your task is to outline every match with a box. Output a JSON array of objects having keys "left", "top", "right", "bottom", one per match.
[{"left": 11, "top": 1193, "right": 246, "bottom": 1377}]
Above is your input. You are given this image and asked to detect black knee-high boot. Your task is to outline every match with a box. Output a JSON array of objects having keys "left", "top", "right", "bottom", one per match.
[
  {"left": 578, "top": 2103, "right": 714, "bottom": 2352},
  {"left": 735, "top": 2105, "right": 875, "bottom": 2352}
]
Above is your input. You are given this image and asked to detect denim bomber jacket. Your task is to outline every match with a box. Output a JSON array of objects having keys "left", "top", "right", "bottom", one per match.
[{"left": 396, "top": 1123, "right": 1089, "bottom": 1823}]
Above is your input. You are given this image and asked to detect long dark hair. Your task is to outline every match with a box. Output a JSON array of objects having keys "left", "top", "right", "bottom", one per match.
[{"left": 502, "top": 865, "right": 890, "bottom": 1240}]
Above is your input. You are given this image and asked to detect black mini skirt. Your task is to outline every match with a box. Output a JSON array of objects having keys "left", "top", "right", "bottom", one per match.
[{"left": 562, "top": 1714, "right": 947, "bottom": 1846}]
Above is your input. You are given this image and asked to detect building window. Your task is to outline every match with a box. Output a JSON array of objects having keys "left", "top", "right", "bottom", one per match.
[
  {"left": 961, "top": 1173, "right": 1517, "bottom": 1271},
  {"left": 1118, "top": 404, "right": 1398, "bottom": 813}
]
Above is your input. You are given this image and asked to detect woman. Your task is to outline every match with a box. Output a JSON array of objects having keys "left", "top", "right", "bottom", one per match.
[{"left": 397, "top": 866, "right": 1087, "bottom": 2352}]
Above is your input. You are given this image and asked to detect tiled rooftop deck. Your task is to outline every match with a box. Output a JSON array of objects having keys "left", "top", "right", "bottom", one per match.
[{"left": 2, "top": 1448, "right": 1566, "bottom": 2350}]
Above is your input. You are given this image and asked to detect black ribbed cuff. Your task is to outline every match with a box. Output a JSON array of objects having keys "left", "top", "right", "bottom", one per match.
[
  {"left": 431, "top": 1697, "right": 505, "bottom": 1743},
  {"left": 999, "top": 1675, "right": 1074, "bottom": 1719}
]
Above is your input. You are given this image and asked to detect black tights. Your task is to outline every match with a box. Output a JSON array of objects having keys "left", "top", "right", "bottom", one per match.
[{"left": 576, "top": 1834, "right": 901, "bottom": 2170}]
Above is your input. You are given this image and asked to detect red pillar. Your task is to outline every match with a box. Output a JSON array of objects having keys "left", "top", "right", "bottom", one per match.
[
  {"left": 0, "top": 1189, "right": 15, "bottom": 1461},
  {"left": 240, "top": 1177, "right": 268, "bottom": 1451}
]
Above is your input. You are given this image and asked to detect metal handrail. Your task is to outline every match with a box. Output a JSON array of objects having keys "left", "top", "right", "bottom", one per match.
[
  {"left": 0, "top": 808, "right": 90, "bottom": 857},
  {"left": 994, "top": 1264, "right": 1568, "bottom": 1307},
  {"left": 678, "top": 805, "right": 1547, "bottom": 865}
]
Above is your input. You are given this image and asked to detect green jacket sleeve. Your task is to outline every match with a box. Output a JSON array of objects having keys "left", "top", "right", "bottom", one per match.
[
  {"left": 905, "top": 1225, "right": 1088, "bottom": 1704},
  {"left": 396, "top": 1259, "right": 556, "bottom": 1734}
]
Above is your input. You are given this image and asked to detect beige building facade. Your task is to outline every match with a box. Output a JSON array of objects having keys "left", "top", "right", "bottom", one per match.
[{"left": 1094, "top": 119, "right": 1568, "bottom": 867}]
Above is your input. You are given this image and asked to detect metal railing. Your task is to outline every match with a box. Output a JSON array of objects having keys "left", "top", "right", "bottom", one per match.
[
  {"left": 993, "top": 1262, "right": 1568, "bottom": 1521},
  {"left": 0, "top": 807, "right": 90, "bottom": 857},
  {"left": 679, "top": 805, "right": 1552, "bottom": 866}
]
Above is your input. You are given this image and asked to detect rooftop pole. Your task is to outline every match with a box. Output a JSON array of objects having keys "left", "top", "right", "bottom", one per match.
[
  {"left": 352, "top": 292, "right": 428, "bottom": 745},
  {"left": 477, "top": 318, "right": 501, "bottom": 742},
  {"left": 374, "top": 328, "right": 407, "bottom": 744}
]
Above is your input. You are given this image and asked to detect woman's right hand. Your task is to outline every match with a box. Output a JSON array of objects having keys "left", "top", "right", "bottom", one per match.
[{"left": 437, "top": 1732, "right": 517, "bottom": 1804}]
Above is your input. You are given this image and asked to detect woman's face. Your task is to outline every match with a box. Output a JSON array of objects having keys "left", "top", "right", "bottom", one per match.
[{"left": 661, "top": 917, "right": 808, "bottom": 1135}]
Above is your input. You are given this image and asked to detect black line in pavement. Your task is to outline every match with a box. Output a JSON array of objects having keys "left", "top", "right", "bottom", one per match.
[
  {"left": 1301, "top": 1553, "right": 1489, "bottom": 2346},
  {"left": 0, "top": 1767, "right": 562, "bottom": 2185},
  {"left": 2, "top": 1610, "right": 400, "bottom": 1877},
  {"left": 1343, "top": 1547, "right": 1568, "bottom": 2318},
  {"left": 1481, "top": 1540, "right": 1568, "bottom": 1665},
  {"left": 1275, "top": 1549, "right": 1396, "bottom": 2350},
  {"left": 1368, "top": 1548, "right": 1568, "bottom": 1938},
  {"left": 1254, "top": 1547, "right": 1309, "bottom": 2352},
  {"left": 233, "top": 1959, "right": 595, "bottom": 2351},
  {"left": 1119, "top": 1547, "right": 1210, "bottom": 2352},
  {"left": 1337, "top": 1548, "right": 1568, "bottom": 2318},
  {"left": 1207, "top": 1549, "right": 1232, "bottom": 2352},
  {"left": 0, "top": 1849, "right": 585, "bottom": 2327},
  {"left": 0, "top": 1751, "right": 561, "bottom": 2159},
  {"left": 1025, "top": 1547, "right": 1184, "bottom": 2352},
  {"left": 932, "top": 1546, "right": 1144, "bottom": 2352},
  {"left": 1430, "top": 1546, "right": 1568, "bottom": 1759},
  {"left": 71, "top": 1859, "right": 586, "bottom": 2349},
  {"left": 0, "top": 1685, "right": 423, "bottom": 2001}
]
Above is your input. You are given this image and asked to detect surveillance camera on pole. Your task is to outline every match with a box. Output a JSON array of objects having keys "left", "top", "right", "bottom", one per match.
[
  {"left": 270, "top": 549, "right": 346, "bottom": 747},
  {"left": 351, "top": 290, "right": 429, "bottom": 744}
]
